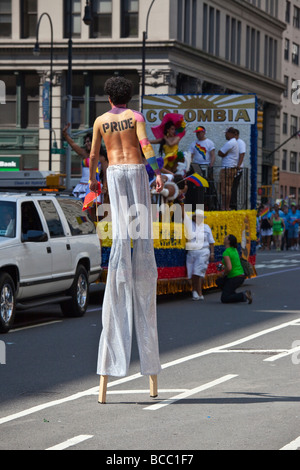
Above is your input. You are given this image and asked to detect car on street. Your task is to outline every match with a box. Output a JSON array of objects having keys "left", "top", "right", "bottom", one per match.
[{"left": 0, "top": 192, "right": 101, "bottom": 333}]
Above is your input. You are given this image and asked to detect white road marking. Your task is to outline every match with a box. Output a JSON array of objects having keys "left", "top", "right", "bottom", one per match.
[
  {"left": 46, "top": 434, "right": 93, "bottom": 450},
  {"left": 10, "top": 321, "right": 62, "bottom": 333},
  {"left": 264, "top": 344, "right": 300, "bottom": 362},
  {"left": 1, "top": 317, "right": 300, "bottom": 425},
  {"left": 280, "top": 436, "right": 300, "bottom": 450},
  {"left": 144, "top": 375, "right": 238, "bottom": 411}
]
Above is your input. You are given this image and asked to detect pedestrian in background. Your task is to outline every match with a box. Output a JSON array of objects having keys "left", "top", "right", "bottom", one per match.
[{"left": 287, "top": 202, "right": 300, "bottom": 250}]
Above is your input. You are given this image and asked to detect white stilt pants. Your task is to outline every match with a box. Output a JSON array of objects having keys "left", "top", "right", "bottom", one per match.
[{"left": 97, "top": 164, "right": 161, "bottom": 377}]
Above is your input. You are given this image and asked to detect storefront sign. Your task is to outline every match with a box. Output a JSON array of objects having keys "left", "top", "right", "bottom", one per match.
[{"left": 0, "top": 156, "right": 20, "bottom": 172}]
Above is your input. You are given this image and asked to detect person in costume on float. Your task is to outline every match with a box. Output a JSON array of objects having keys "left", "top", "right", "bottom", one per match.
[
  {"left": 89, "top": 76, "right": 163, "bottom": 381},
  {"left": 62, "top": 123, "right": 108, "bottom": 202},
  {"left": 150, "top": 116, "right": 186, "bottom": 173}
]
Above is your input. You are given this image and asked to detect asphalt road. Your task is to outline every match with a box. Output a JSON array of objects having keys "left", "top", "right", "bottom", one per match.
[{"left": 1, "top": 249, "right": 300, "bottom": 452}]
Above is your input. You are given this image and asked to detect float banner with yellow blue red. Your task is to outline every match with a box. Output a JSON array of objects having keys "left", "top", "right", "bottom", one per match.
[{"left": 98, "top": 210, "right": 257, "bottom": 295}]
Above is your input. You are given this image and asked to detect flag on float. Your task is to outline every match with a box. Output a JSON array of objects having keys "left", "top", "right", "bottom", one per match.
[
  {"left": 185, "top": 173, "right": 209, "bottom": 188},
  {"left": 82, "top": 181, "right": 101, "bottom": 211}
]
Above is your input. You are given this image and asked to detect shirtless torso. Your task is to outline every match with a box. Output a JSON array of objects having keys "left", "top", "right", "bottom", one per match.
[{"left": 89, "top": 103, "right": 163, "bottom": 193}]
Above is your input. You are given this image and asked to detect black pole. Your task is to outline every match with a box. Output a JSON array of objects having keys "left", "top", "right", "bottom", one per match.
[
  {"left": 265, "top": 128, "right": 300, "bottom": 160},
  {"left": 141, "top": 0, "right": 156, "bottom": 112},
  {"left": 67, "top": 0, "right": 72, "bottom": 98}
]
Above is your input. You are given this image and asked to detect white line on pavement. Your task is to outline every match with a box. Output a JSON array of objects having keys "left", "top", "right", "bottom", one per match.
[
  {"left": 144, "top": 375, "right": 238, "bottom": 411},
  {"left": 264, "top": 345, "right": 300, "bottom": 362},
  {"left": 280, "top": 436, "right": 300, "bottom": 450},
  {"left": 46, "top": 435, "right": 93, "bottom": 450}
]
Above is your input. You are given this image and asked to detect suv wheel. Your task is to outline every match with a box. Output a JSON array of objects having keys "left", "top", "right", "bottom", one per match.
[
  {"left": 0, "top": 273, "right": 16, "bottom": 334},
  {"left": 60, "top": 265, "right": 89, "bottom": 318}
]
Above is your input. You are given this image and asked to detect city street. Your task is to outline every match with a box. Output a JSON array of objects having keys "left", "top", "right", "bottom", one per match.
[{"left": 1, "top": 250, "right": 300, "bottom": 451}]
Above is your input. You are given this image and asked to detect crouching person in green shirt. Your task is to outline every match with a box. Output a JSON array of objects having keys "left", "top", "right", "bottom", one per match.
[{"left": 216, "top": 234, "right": 252, "bottom": 304}]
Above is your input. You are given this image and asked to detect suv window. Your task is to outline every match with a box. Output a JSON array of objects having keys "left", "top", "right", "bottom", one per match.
[
  {"left": 57, "top": 198, "right": 96, "bottom": 235},
  {"left": 21, "top": 201, "right": 43, "bottom": 239},
  {"left": 38, "top": 200, "right": 65, "bottom": 238},
  {"left": 0, "top": 201, "right": 16, "bottom": 238}
]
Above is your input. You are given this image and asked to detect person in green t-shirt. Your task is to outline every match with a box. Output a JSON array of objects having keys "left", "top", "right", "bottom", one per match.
[{"left": 216, "top": 234, "right": 252, "bottom": 304}]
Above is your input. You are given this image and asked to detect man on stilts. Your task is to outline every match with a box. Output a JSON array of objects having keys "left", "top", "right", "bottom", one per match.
[{"left": 89, "top": 77, "right": 163, "bottom": 403}]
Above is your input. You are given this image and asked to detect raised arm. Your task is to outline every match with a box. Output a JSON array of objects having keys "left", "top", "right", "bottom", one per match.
[
  {"left": 62, "top": 123, "right": 87, "bottom": 157},
  {"left": 135, "top": 113, "right": 163, "bottom": 192}
]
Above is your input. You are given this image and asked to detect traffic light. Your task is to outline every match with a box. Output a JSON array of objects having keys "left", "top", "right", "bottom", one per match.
[
  {"left": 257, "top": 110, "right": 263, "bottom": 130},
  {"left": 272, "top": 166, "right": 279, "bottom": 183}
]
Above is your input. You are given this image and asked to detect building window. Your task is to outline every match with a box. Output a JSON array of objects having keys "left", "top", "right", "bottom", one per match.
[
  {"left": 0, "top": 0, "right": 12, "bottom": 37},
  {"left": 286, "top": 1, "right": 291, "bottom": 22},
  {"left": 203, "top": 5, "right": 220, "bottom": 56},
  {"left": 290, "top": 152, "right": 297, "bottom": 171},
  {"left": 226, "top": 15, "right": 241, "bottom": 64},
  {"left": 282, "top": 150, "right": 287, "bottom": 171},
  {"left": 0, "top": 73, "right": 16, "bottom": 127},
  {"left": 64, "top": 0, "right": 81, "bottom": 38},
  {"left": 20, "top": 0, "right": 37, "bottom": 38},
  {"left": 264, "top": 35, "right": 277, "bottom": 78},
  {"left": 291, "top": 115, "right": 298, "bottom": 136},
  {"left": 292, "top": 43, "right": 299, "bottom": 65},
  {"left": 283, "top": 75, "right": 289, "bottom": 98},
  {"left": 121, "top": 0, "right": 139, "bottom": 38},
  {"left": 284, "top": 38, "right": 290, "bottom": 61},
  {"left": 293, "top": 6, "right": 300, "bottom": 28},
  {"left": 283, "top": 113, "right": 288, "bottom": 134},
  {"left": 24, "top": 73, "right": 39, "bottom": 127},
  {"left": 91, "top": 0, "right": 112, "bottom": 38}
]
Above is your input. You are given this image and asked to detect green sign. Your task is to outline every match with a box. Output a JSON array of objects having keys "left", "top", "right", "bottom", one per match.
[{"left": 0, "top": 156, "right": 20, "bottom": 171}]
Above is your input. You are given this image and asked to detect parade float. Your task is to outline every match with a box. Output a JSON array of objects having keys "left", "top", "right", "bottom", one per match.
[{"left": 97, "top": 209, "right": 257, "bottom": 295}]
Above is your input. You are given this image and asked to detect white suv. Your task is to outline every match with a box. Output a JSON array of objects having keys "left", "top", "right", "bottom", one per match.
[{"left": 0, "top": 193, "right": 101, "bottom": 333}]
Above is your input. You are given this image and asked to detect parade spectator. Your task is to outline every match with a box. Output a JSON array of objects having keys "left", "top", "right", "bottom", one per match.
[
  {"left": 281, "top": 204, "right": 290, "bottom": 250},
  {"left": 216, "top": 234, "right": 252, "bottom": 304},
  {"left": 287, "top": 202, "right": 300, "bottom": 250},
  {"left": 259, "top": 206, "right": 272, "bottom": 250},
  {"left": 183, "top": 207, "right": 215, "bottom": 301},
  {"left": 218, "top": 127, "right": 239, "bottom": 210},
  {"left": 270, "top": 210, "right": 285, "bottom": 251}
]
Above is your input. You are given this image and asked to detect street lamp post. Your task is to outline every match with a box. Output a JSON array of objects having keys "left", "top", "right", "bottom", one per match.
[
  {"left": 65, "top": 0, "right": 92, "bottom": 191},
  {"left": 33, "top": 13, "right": 53, "bottom": 171},
  {"left": 141, "top": 0, "right": 156, "bottom": 111}
]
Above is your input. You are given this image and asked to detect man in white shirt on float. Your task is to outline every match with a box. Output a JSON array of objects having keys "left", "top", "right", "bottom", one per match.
[
  {"left": 188, "top": 126, "right": 215, "bottom": 169},
  {"left": 218, "top": 127, "right": 239, "bottom": 210},
  {"left": 229, "top": 128, "right": 246, "bottom": 210}
]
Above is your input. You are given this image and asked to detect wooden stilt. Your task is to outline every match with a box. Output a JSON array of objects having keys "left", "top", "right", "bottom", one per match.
[
  {"left": 98, "top": 375, "right": 108, "bottom": 404},
  {"left": 149, "top": 375, "right": 158, "bottom": 398}
]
